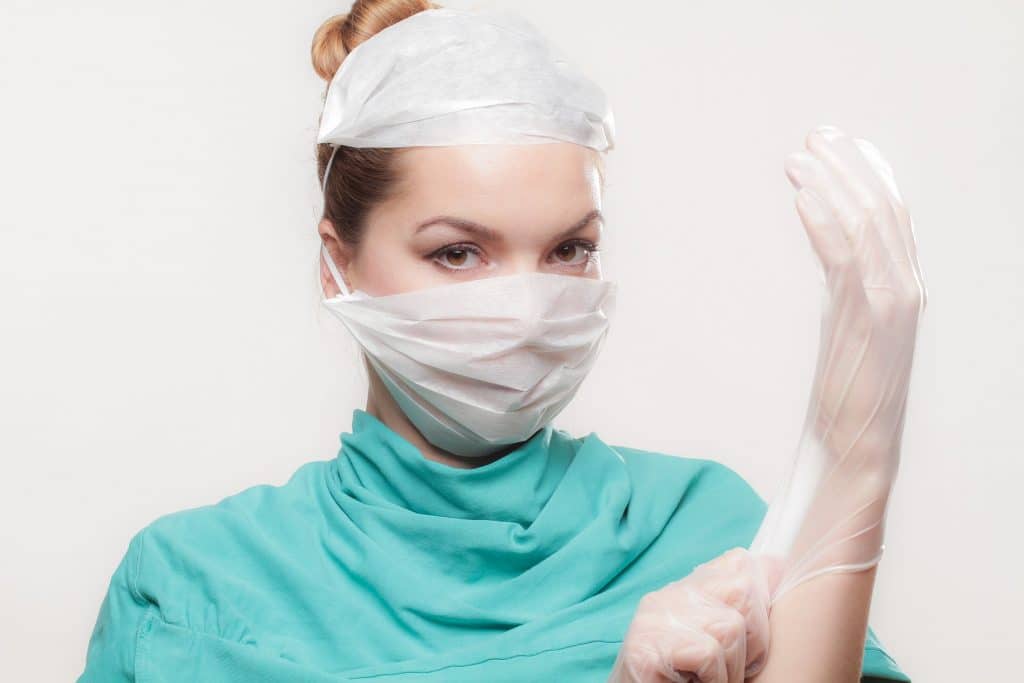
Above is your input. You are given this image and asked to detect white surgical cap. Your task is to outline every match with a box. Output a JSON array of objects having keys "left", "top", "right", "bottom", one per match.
[{"left": 315, "top": 6, "right": 616, "bottom": 153}]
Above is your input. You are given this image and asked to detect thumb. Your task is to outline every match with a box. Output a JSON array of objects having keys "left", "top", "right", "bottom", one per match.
[{"left": 755, "top": 554, "right": 786, "bottom": 600}]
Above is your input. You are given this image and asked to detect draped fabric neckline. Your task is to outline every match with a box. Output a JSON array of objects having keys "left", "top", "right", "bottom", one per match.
[
  {"left": 323, "top": 407, "right": 638, "bottom": 634},
  {"left": 330, "top": 408, "right": 571, "bottom": 525}
]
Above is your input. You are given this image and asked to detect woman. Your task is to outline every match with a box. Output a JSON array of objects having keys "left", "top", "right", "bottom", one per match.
[{"left": 78, "top": 2, "right": 924, "bottom": 681}]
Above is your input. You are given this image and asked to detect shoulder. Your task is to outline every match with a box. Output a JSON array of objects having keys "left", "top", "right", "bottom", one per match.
[
  {"left": 586, "top": 434, "right": 768, "bottom": 545},
  {"left": 607, "top": 440, "right": 767, "bottom": 512},
  {"left": 575, "top": 436, "right": 769, "bottom": 590},
  {"left": 139, "top": 458, "right": 329, "bottom": 548},
  {"left": 79, "top": 459, "right": 334, "bottom": 679},
  {"left": 127, "top": 459, "right": 332, "bottom": 623},
  {"left": 603, "top": 438, "right": 769, "bottom": 551}
]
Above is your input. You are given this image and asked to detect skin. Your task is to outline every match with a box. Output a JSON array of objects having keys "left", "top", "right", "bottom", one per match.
[
  {"left": 318, "top": 141, "right": 605, "bottom": 469},
  {"left": 751, "top": 567, "right": 877, "bottom": 682},
  {"left": 753, "top": 125, "right": 922, "bottom": 682},
  {"left": 317, "top": 140, "right": 879, "bottom": 681}
]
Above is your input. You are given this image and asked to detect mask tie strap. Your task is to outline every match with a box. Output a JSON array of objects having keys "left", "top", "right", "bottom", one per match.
[
  {"left": 321, "top": 243, "right": 352, "bottom": 298},
  {"left": 319, "top": 143, "right": 352, "bottom": 299},
  {"left": 322, "top": 144, "right": 339, "bottom": 194}
]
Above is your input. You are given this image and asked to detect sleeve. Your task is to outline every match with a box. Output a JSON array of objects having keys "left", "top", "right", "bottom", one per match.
[
  {"left": 861, "top": 625, "right": 912, "bottom": 682},
  {"left": 77, "top": 529, "right": 154, "bottom": 683}
]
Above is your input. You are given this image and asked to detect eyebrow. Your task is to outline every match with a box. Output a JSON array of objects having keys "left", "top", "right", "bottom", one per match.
[{"left": 413, "top": 209, "right": 603, "bottom": 242}]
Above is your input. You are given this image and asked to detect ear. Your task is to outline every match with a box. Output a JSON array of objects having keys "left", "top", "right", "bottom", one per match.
[{"left": 318, "top": 217, "right": 356, "bottom": 297}]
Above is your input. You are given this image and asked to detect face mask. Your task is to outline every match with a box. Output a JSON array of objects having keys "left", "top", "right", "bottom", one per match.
[{"left": 319, "top": 245, "right": 617, "bottom": 458}]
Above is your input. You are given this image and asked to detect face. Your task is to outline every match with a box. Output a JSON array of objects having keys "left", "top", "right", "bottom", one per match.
[{"left": 319, "top": 142, "right": 605, "bottom": 297}]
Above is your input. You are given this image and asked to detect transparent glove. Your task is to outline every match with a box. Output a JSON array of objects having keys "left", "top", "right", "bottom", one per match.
[
  {"left": 750, "top": 125, "right": 929, "bottom": 603},
  {"left": 609, "top": 548, "right": 784, "bottom": 683}
]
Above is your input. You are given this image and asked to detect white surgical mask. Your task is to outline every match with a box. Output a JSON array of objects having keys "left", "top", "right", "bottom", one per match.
[{"left": 320, "top": 245, "right": 617, "bottom": 458}]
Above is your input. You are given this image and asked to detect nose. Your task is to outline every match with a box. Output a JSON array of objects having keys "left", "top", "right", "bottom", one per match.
[
  {"left": 494, "top": 253, "right": 544, "bottom": 276},
  {"left": 510, "top": 258, "right": 543, "bottom": 275}
]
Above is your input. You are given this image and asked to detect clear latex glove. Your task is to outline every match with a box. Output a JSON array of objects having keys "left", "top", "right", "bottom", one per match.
[
  {"left": 609, "top": 548, "right": 784, "bottom": 683},
  {"left": 749, "top": 125, "right": 928, "bottom": 603}
]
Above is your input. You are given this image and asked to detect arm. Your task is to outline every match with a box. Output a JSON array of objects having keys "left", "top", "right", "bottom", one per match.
[
  {"left": 77, "top": 530, "right": 152, "bottom": 683},
  {"left": 750, "top": 565, "right": 876, "bottom": 682},
  {"left": 747, "top": 125, "right": 926, "bottom": 680},
  {"left": 752, "top": 454, "right": 889, "bottom": 682}
]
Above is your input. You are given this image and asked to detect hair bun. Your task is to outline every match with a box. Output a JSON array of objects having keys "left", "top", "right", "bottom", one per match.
[{"left": 311, "top": 0, "right": 441, "bottom": 83}]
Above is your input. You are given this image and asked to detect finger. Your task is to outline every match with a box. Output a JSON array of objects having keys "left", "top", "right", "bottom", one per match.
[
  {"left": 754, "top": 554, "right": 786, "bottom": 600},
  {"left": 683, "top": 549, "right": 754, "bottom": 602},
  {"left": 905, "top": 211, "right": 929, "bottom": 311},
  {"left": 741, "top": 555, "right": 779, "bottom": 670},
  {"left": 727, "top": 552, "right": 773, "bottom": 670},
  {"left": 805, "top": 127, "right": 910, "bottom": 285},
  {"left": 787, "top": 148, "right": 892, "bottom": 287},
  {"left": 703, "top": 609, "right": 747, "bottom": 683},
  {"left": 794, "top": 187, "right": 853, "bottom": 277},
  {"left": 851, "top": 137, "right": 902, "bottom": 204},
  {"left": 683, "top": 550, "right": 767, "bottom": 615},
  {"left": 785, "top": 150, "right": 863, "bottom": 236},
  {"left": 682, "top": 548, "right": 746, "bottom": 588},
  {"left": 709, "top": 551, "right": 774, "bottom": 664},
  {"left": 809, "top": 128, "right": 909, "bottom": 266},
  {"left": 816, "top": 130, "right": 928, "bottom": 312},
  {"left": 670, "top": 631, "right": 727, "bottom": 683},
  {"left": 852, "top": 137, "right": 928, "bottom": 308}
]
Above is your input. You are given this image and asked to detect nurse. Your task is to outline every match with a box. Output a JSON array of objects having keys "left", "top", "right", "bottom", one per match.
[{"left": 78, "top": 2, "right": 925, "bottom": 682}]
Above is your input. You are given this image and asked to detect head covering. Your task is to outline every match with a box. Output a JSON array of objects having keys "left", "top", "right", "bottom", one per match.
[{"left": 316, "top": 6, "right": 615, "bottom": 153}]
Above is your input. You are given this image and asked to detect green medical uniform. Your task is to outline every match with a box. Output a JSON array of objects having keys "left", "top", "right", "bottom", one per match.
[{"left": 78, "top": 409, "right": 911, "bottom": 682}]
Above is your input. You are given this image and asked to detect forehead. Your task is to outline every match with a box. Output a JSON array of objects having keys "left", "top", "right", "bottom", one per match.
[{"left": 386, "top": 142, "right": 602, "bottom": 230}]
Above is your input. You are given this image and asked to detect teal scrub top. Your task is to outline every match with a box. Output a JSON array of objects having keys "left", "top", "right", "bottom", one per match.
[{"left": 78, "top": 409, "right": 911, "bottom": 682}]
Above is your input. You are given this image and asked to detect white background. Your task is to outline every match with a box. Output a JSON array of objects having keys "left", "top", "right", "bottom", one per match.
[{"left": 2, "top": 1, "right": 1020, "bottom": 680}]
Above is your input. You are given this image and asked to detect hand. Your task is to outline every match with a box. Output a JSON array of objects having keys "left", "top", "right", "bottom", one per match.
[
  {"left": 785, "top": 125, "right": 927, "bottom": 477},
  {"left": 609, "top": 548, "right": 785, "bottom": 683},
  {"left": 750, "top": 125, "right": 928, "bottom": 600}
]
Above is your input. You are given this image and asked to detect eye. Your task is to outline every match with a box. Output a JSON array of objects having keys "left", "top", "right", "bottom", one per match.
[
  {"left": 428, "top": 243, "right": 484, "bottom": 271},
  {"left": 551, "top": 239, "right": 600, "bottom": 267}
]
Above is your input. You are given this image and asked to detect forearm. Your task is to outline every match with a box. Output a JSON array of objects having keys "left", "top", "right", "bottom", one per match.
[
  {"left": 747, "top": 453, "right": 886, "bottom": 682},
  {"left": 750, "top": 440, "right": 889, "bottom": 683},
  {"left": 748, "top": 564, "right": 876, "bottom": 682}
]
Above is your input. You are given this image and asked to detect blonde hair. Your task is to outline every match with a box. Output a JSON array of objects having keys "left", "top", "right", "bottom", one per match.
[
  {"left": 312, "top": 0, "right": 443, "bottom": 82},
  {"left": 311, "top": 1, "right": 441, "bottom": 250}
]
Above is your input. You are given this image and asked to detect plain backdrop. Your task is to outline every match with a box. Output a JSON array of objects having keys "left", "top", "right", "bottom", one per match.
[{"left": 1, "top": 0, "right": 1020, "bottom": 680}]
